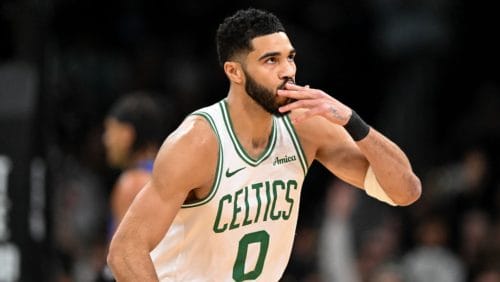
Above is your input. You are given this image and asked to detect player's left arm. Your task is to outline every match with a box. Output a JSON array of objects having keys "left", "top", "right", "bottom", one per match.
[{"left": 278, "top": 83, "right": 421, "bottom": 206}]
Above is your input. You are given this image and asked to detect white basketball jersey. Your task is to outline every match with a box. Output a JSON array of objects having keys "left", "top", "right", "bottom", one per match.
[{"left": 151, "top": 100, "right": 308, "bottom": 281}]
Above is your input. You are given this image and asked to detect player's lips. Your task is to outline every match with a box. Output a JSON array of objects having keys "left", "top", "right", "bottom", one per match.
[{"left": 277, "top": 79, "right": 295, "bottom": 91}]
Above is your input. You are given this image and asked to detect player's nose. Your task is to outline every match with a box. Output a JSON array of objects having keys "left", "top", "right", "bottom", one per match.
[{"left": 278, "top": 61, "right": 296, "bottom": 80}]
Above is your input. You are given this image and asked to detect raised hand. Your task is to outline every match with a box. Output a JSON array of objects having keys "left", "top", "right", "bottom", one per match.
[{"left": 277, "top": 83, "right": 352, "bottom": 125}]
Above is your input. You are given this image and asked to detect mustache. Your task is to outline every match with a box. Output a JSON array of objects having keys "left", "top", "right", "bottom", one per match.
[
  {"left": 277, "top": 78, "right": 297, "bottom": 107},
  {"left": 278, "top": 78, "right": 295, "bottom": 90}
]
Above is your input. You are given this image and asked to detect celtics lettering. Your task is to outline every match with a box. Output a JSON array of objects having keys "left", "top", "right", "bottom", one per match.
[{"left": 213, "top": 179, "right": 298, "bottom": 233}]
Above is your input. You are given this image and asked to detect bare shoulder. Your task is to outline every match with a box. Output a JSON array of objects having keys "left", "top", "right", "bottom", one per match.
[
  {"left": 159, "top": 114, "right": 217, "bottom": 154},
  {"left": 151, "top": 114, "right": 218, "bottom": 198}
]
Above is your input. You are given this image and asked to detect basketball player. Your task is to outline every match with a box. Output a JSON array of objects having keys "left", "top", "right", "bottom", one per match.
[
  {"left": 107, "top": 8, "right": 421, "bottom": 281},
  {"left": 99, "top": 93, "right": 165, "bottom": 281}
]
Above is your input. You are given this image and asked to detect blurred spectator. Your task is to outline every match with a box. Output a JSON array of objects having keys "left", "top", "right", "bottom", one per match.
[
  {"left": 425, "top": 146, "right": 490, "bottom": 203},
  {"left": 370, "top": 262, "right": 406, "bottom": 282},
  {"left": 51, "top": 147, "right": 108, "bottom": 282},
  {"left": 357, "top": 217, "right": 403, "bottom": 282},
  {"left": 402, "top": 213, "right": 465, "bottom": 282},
  {"left": 468, "top": 219, "right": 500, "bottom": 282},
  {"left": 98, "top": 92, "right": 168, "bottom": 281},
  {"left": 318, "top": 178, "right": 360, "bottom": 282},
  {"left": 459, "top": 209, "right": 491, "bottom": 270},
  {"left": 102, "top": 92, "right": 167, "bottom": 229},
  {"left": 283, "top": 225, "right": 321, "bottom": 282},
  {"left": 317, "top": 178, "right": 406, "bottom": 282},
  {"left": 472, "top": 268, "right": 500, "bottom": 282}
]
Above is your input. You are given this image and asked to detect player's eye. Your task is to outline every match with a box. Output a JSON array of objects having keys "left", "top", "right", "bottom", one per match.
[{"left": 266, "top": 57, "right": 277, "bottom": 64}]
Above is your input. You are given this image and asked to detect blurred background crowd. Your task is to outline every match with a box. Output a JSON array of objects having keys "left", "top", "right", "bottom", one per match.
[{"left": 0, "top": 0, "right": 499, "bottom": 281}]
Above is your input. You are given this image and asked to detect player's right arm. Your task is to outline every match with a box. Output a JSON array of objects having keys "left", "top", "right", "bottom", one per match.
[{"left": 107, "top": 115, "right": 218, "bottom": 281}]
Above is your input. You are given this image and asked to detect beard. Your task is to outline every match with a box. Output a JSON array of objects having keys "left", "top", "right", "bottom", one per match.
[{"left": 243, "top": 69, "right": 294, "bottom": 116}]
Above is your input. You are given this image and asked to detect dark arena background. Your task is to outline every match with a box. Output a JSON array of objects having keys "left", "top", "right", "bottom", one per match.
[{"left": 1, "top": 0, "right": 499, "bottom": 281}]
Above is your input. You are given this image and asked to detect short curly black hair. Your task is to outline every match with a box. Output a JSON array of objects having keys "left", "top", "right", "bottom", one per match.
[
  {"left": 216, "top": 8, "right": 285, "bottom": 67},
  {"left": 107, "top": 92, "right": 166, "bottom": 152}
]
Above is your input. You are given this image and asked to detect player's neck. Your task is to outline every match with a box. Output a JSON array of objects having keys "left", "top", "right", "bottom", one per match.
[{"left": 226, "top": 90, "right": 274, "bottom": 155}]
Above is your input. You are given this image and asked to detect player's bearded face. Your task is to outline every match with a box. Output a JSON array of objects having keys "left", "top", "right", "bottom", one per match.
[{"left": 243, "top": 68, "right": 294, "bottom": 116}]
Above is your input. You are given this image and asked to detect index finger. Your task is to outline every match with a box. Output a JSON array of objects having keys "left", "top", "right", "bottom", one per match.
[
  {"left": 277, "top": 88, "right": 311, "bottom": 100},
  {"left": 284, "top": 83, "right": 307, "bottom": 91}
]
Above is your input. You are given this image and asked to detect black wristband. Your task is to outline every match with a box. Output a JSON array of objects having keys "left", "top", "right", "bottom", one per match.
[{"left": 344, "top": 110, "right": 370, "bottom": 141}]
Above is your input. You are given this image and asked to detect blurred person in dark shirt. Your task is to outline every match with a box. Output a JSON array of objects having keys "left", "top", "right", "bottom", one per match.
[{"left": 98, "top": 92, "right": 166, "bottom": 281}]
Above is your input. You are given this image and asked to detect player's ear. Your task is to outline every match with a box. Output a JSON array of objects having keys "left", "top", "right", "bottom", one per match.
[{"left": 223, "top": 61, "right": 244, "bottom": 84}]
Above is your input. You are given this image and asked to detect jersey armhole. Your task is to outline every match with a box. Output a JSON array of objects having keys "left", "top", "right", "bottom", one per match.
[{"left": 181, "top": 112, "right": 223, "bottom": 208}]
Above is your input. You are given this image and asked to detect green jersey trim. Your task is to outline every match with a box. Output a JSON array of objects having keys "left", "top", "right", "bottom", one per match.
[
  {"left": 181, "top": 111, "right": 223, "bottom": 208},
  {"left": 220, "top": 100, "right": 277, "bottom": 167},
  {"left": 282, "top": 115, "right": 308, "bottom": 175}
]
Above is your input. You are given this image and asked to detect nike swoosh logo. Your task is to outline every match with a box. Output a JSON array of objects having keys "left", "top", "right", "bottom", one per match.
[{"left": 225, "top": 167, "right": 246, "bottom": 177}]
